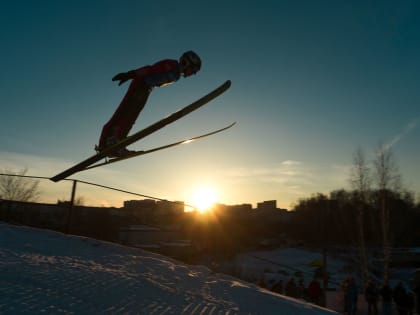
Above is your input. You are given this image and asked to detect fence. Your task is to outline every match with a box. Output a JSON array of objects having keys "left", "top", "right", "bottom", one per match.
[
  {"left": 0, "top": 173, "right": 193, "bottom": 234},
  {"left": 0, "top": 173, "right": 192, "bottom": 206}
]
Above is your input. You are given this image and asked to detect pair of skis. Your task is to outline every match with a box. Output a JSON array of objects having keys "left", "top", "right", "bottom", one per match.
[{"left": 50, "top": 80, "right": 233, "bottom": 182}]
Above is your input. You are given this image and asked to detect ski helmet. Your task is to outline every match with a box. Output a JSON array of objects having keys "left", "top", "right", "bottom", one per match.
[{"left": 180, "top": 50, "right": 201, "bottom": 74}]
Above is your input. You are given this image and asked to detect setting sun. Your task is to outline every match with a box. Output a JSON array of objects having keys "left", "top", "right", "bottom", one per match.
[{"left": 189, "top": 186, "right": 217, "bottom": 213}]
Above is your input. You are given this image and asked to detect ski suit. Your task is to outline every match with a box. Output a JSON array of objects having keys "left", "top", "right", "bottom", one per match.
[{"left": 98, "top": 59, "right": 181, "bottom": 150}]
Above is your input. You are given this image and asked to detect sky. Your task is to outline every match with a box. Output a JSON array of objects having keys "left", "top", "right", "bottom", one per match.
[
  {"left": 1, "top": 1, "right": 420, "bottom": 209},
  {"left": 0, "top": 222, "right": 339, "bottom": 314}
]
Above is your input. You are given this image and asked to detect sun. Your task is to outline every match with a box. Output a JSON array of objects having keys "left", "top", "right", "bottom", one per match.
[{"left": 190, "top": 186, "right": 217, "bottom": 213}]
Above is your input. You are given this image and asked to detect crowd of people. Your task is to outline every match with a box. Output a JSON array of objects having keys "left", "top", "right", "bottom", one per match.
[
  {"left": 258, "top": 275, "right": 419, "bottom": 315},
  {"left": 266, "top": 277, "right": 323, "bottom": 305},
  {"left": 340, "top": 277, "right": 418, "bottom": 315}
]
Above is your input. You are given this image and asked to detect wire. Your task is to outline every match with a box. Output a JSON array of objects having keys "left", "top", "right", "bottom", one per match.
[{"left": 0, "top": 173, "right": 196, "bottom": 210}]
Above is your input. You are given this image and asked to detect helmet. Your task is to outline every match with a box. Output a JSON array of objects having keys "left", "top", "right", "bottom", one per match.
[{"left": 180, "top": 50, "right": 201, "bottom": 75}]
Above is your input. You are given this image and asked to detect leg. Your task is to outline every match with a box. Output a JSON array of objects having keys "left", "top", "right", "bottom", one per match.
[{"left": 98, "top": 79, "right": 150, "bottom": 149}]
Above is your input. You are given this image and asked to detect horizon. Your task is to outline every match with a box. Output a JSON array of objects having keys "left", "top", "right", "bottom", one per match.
[
  {"left": 1, "top": 171, "right": 418, "bottom": 214},
  {"left": 1, "top": 1, "right": 420, "bottom": 209}
]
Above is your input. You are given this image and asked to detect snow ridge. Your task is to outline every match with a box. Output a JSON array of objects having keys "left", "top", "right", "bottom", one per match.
[{"left": 0, "top": 223, "right": 337, "bottom": 314}]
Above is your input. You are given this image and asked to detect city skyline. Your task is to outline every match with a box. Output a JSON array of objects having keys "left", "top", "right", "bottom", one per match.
[
  {"left": 0, "top": 171, "right": 284, "bottom": 212},
  {"left": 1, "top": 1, "right": 419, "bottom": 209}
]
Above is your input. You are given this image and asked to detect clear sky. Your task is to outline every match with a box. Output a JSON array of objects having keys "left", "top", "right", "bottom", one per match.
[{"left": 1, "top": 1, "right": 419, "bottom": 209}]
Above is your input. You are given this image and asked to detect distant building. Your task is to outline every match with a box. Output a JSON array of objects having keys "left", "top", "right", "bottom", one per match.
[
  {"left": 0, "top": 199, "right": 67, "bottom": 229},
  {"left": 156, "top": 200, "right": 184, "bottom": 216},
  {"left": 215, "top": 203, "right": 253, "bottom": 215},
  {"left": 257, "top": 200, "right": 277, "bottom": 210},
  {"left": 254, "top": 200, "right": 291, "bottom": 223},
  {"left": 124, "top": 199, "right": 156, "bottom": 210},
  {"left": 123, "top": 199, "right": 184, "bottom": 223}
]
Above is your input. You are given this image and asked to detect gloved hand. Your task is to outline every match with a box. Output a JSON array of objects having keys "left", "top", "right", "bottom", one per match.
[{"left": 112, "top": 71, "right": 135, "bottom": 86}]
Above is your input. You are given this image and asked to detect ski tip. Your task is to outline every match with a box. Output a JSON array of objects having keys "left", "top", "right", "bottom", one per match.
[{"left": 50, "top": 175, "right": 63, "bottom": 182}]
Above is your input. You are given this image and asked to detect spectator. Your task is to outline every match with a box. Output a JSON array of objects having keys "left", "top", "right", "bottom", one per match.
[
  {"left": 413, "top": 281, "right": 420, "bottom": 315},
  {"left": 297, "top": 279, "right": 305, "bottom": 299},
  {"left": 393, "top": 282, "right": 407, "bottom": 315},
  {"left": 380, "top": 281, "right": 393, "bottom": 315},
  {"left": 365, "top": 281, "right": 379, "bottom": 315},
  {"left": 308, "top": 278, "right": 322, "bottom": 305},
  {"left": 341, "top": 278, "right": 349, "bottom": 314},
  {"left": 271, "top": 279, "right": 283, "bottom": 294},
  {"left": 285, "top": 277, "right": 297, "bottom": 297},
  {"left": 406, "top": 291, "right": 415, "bottom": 315},
  {"left": 346, "top": 277, "right": 358, "bottom": 315}
]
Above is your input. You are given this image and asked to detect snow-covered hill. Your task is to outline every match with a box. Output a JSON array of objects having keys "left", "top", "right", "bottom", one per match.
[{"left": 0, "top": 222, "right": 337, "bottom": 314}]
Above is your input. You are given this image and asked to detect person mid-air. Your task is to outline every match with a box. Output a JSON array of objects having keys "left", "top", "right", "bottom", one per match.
[{"left": 96, "top": 50, "right": 201, "bottom": 157}]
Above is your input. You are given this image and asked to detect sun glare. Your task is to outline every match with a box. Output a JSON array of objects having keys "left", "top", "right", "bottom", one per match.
[{"left": 190, "top": 186, "right": 217, "bottom": 213}]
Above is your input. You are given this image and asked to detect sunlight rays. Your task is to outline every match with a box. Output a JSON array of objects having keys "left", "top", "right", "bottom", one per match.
[{"left": 189, "top": 186, "right": 218, "bottom": 213}]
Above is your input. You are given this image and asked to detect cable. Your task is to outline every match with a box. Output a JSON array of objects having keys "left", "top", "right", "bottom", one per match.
[{"left": 0, "top": 173, "right": 196, "bottom": 210}]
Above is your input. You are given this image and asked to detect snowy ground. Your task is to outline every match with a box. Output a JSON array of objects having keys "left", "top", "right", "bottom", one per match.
[
  {"left": 236, "top": 246, "right": 418, "bottom": 290},
  {"left": 233, "top": 246, "right": 419, "bottom": 314},
  {"left": 0, "top": 222, "right": 337, "bottom": 314},
  {"left": 235, "top": 247, "right": 356, "bottom": 293}
]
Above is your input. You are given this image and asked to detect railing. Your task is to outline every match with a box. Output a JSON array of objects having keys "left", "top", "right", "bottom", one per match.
[{"left": 0, "top": 173, "right": 193, "bottom": 234}]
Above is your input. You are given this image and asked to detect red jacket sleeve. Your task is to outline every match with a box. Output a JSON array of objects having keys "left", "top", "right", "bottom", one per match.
[{"left": 134, "top": 59, "right": 181, "bottom": 88}]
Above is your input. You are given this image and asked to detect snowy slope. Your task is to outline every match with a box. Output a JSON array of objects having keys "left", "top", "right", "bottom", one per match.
[
  {"left": 0, "top": 222, "right": 338, "bottom": 314},
  {"left": 235, "top": 248, "right": 348, "bottom": 289}
]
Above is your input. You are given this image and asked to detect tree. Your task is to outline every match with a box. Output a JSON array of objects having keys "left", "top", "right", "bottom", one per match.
[
  {"left": 0, "top": 168, "right": 40, "bottom": 202},
  {"left": 349, "top": 146, "right": 371, "bottom": 288},
  {"left": 373, "top": 143, "right": 401, "bottom": 281}
]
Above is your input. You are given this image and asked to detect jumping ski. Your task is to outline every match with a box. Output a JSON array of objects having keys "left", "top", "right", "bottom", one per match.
[
  {"left": 85, "top": 122, "right": 236, "bottom": 170},
  {"left": 50, "top": 80, "right": 231, "bottom": 182}
]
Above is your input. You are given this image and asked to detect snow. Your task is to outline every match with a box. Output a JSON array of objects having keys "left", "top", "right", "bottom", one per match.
[
  {"left": 0, "top": 222, "right": 337, "bottom": 314},
  {"left": 235, "top": 248, "right": 348, "bottom": 289}
]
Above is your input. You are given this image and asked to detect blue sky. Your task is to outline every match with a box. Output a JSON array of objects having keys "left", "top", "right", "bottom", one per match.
[{"left": 1, "top": 1, "right": 419, "bottom": 209}]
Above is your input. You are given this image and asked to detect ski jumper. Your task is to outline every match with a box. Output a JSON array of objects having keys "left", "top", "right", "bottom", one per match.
[{"left": 98, "top": 59, "right": 181, "bottom": 150}]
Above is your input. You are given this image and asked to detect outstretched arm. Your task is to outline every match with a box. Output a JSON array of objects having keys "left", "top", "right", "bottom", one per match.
[
  {"left": 112, "top": 60, "right": 178, "bottom": 87},
  {"left": 112, "top": 70, "right": 136, "bottom": 86}
]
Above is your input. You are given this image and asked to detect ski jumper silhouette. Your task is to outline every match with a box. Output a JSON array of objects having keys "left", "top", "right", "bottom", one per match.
[{"left": 97, "top": 51, "right": 201, "bottom": 157}]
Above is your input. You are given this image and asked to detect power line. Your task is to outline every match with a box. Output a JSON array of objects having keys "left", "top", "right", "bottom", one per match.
[
  {"left": 0, "top": 173, "right": 50, "bottom": 180},
  {"left": 0, "top": 173, "right": 196, "bottom": 210}
]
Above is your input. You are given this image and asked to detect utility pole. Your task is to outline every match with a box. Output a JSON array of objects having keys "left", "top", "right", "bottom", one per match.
[
  {"left": 322, "top": 247, "right": 328, "bottom": 307},
  {"left": 65, "top": 180, "right": 77, "bottom": 234}
]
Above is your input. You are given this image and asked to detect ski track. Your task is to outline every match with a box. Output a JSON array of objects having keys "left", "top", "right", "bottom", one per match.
[
  {"left": 0, "top": 223, "right": 337, "bottom": 315},
  {"left": 0, "top": 229, "right": 242, "bottom": 314}
]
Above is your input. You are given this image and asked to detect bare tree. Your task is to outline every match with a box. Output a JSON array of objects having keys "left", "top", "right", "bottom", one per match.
[
  {"left": 373, "top": 143, "right": 401, "bottom": 281},
  {"left": 349, "top": 146, "right": 371, "bottom": 288},
  {"left": 0, "top": 168, "right": 40, "bottom": 202}
]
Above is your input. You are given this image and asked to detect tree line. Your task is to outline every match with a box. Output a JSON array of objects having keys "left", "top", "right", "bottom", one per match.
[{"left": 287, "top": 143, "right": 420, "bottom": 287}]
